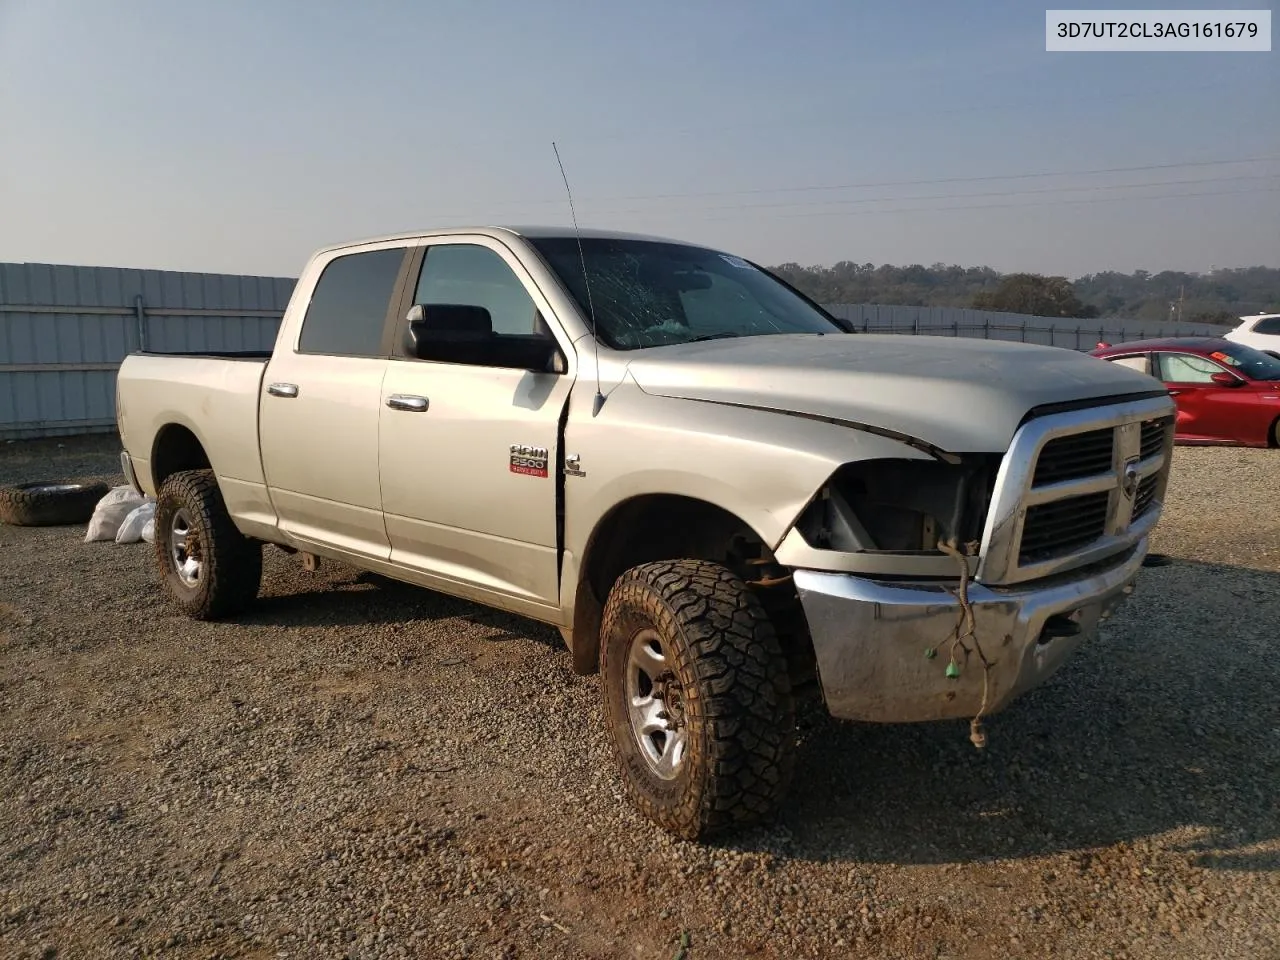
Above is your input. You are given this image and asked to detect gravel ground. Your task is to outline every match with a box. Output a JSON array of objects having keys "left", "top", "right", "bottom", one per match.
[{"left": 1, "top": 434, "right": 1278, "bottom": 960}]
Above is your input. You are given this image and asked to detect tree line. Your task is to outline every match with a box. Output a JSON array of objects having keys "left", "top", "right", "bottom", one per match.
[{"left": 768, "top": 261, "right": 1280, "bottom": 323}]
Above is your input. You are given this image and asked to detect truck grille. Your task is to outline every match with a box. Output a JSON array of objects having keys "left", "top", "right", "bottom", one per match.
[
  {"left": 1033, "top": 428, "right": 1114, "bottom": 485},
  {"left": 1139, "top": 420, "right": 1166, "bottom": 460},
  {"left": 978, "top": 400, "right": 1176, "bottom": 585},
  {"left": 1133, "top": 474, "right": 1160, "bottom": 518},
  {"left": 1019, "top": 491, "right": 1110, "bottom": 564}
]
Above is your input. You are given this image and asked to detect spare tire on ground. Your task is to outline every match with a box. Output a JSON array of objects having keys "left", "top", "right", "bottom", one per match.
[{"left": 0, "top": 481, "right": 112, "bottom": 526}]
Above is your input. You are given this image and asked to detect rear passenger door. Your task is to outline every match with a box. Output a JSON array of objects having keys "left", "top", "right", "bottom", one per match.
[
  {"left": 377, "top": 237, "right": 575, "bottom": 610},
  {"left": 259, "top": 243, "right": 411, "bottom": 558}
]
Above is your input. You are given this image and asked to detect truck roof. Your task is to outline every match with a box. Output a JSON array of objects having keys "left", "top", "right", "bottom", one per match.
[{"left": 312, "top": 225, "right": 695, "bottom": 256}]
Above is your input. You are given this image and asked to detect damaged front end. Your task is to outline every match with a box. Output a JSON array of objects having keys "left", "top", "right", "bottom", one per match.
[
  {"left": 790, "top": 455, "right": 1000, "bottom": 558},
  {"left": 773, "top": 394, "right": 1175, "bottom": 731}
]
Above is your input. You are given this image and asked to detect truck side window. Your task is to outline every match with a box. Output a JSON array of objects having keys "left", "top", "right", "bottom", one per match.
[
  {"left": 414, "top": 245, "right": 546, "bottom": 339},
  {"left": 404, "top": 244, "right": 557, "bottom": 369},
  {"left": 297, "top": 248, "right": 406, "bottom": 357}
]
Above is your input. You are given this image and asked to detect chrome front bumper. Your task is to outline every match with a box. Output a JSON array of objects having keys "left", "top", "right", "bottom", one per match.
[{"left": 792, "top": 540, "right": 1147, "bottom": 723}]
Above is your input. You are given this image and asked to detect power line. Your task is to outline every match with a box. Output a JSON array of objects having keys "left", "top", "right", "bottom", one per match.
[
  {"left": 578, "top": 156, "right": 1280, "bottom": 204},
  {"left": 543, "top": 76, "right": 1245, "bottom": 149},
  {"left": 579, "top": 173, "right": 1276, "bottom": 218},
  {"left": 671, "top": 183, "right": 1280, "bottom": 224},
  {"left": 423, "top": 155, "right": 1280, "bottom": 217}
]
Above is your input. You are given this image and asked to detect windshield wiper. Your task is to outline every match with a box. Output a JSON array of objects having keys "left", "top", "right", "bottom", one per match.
[{"left": 687, "top": 332, "right": 741, "bottom": 342}]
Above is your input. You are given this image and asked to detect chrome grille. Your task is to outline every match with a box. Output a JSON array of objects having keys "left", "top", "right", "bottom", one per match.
[
  {"left": 1139, "top": 420, "right": 1166, "bottom": 460},
  {"left": 1133, "top": 473, "right": 1159, "bottom": 518},
  {"left": 1033, "top": 428, "right": 1114, "bottom": 485},
  {"left": 977, "top": 400, "right": 1176, "bottom": 585},
  {"left": 1020, "top": 491, "right": 1110, "bottom": 564}
]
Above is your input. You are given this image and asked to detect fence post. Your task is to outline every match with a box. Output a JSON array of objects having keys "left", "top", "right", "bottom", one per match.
[
  {"left": 983, "top": 317, "right": 989, "bottom": 340},
  {"left": 1020, "top": 320, "right": 1026, "bottom": 342},
  {"left": 134, "top": 294, "right": 148, "bottom": 352},
  {"left": 1119, "top": 326, "right": 1126, "bottom": 343}
]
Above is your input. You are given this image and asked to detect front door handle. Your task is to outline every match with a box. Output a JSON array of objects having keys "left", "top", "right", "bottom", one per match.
[
  {"left": 267, "top": 382, "right": 299, "bottom": 398},
  {"left": 387, "top": 394, "right": 429, "bottom": 412}
]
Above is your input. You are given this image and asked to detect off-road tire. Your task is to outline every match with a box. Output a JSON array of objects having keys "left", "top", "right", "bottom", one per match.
[
  {"left": 153, "top": 469, "right": 261, "bottom": 620},
  {"left": 0, "top": 481, "right": 110, "bottom": 526},
  {"left": 600, "top": 559, "right": 796, "bottom": 840}
]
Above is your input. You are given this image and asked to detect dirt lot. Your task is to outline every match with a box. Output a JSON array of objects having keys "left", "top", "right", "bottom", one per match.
[{"left": 1, "top": 434, "right": 1277, "bottom": 960}]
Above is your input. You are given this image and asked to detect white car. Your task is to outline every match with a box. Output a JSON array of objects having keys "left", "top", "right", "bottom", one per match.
[{"left": 1224, "top": 313, "right": 1280, "bottom": 358}]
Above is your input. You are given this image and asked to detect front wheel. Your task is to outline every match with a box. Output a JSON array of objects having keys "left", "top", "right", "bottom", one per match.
[
  {"left": 600, "top": 560, "right": 796, "bottom": 840},
  {"left": 153, "top": 469, "right": 262, "bottom": 620}
]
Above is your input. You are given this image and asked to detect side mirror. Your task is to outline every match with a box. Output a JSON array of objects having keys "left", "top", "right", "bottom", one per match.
[
  {"left": 404, "top": 303, "right": 565, "bottom": 373},
  {"left": 404, "top": 304, "right": 428, "bottom": 357},
  {"left": 1210, "top": 371, "right": 1244, "bottom": 387},
  {"left": 512, "top": 337, "right": 567, "bottom": 374},
  {"left": 404, "top": 303, "right": 491, "bottom": 360}
]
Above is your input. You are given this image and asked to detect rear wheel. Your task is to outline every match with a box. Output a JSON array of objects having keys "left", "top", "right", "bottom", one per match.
[
  {"left": 1272, "top": 416, "right": 1280, "bottom": 449},
  {"left": 600, "top": 559, "right": 795, "bottom": 840},
  {"left": 153, "top": 469, "right": 261, "bottom": 620}
]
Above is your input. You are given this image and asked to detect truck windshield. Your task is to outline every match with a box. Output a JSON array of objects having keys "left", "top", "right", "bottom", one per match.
[{"left": 527, "top": 236, "right": 844, "bottom": 350}]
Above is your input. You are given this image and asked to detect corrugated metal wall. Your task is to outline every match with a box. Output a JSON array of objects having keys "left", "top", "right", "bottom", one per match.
[
  {"left": 825, "top": 304, "right": 1225, "bottom": 348},
  {"left": 0, "top": 262, "right": 294, "bottom": 439},
  {"left": 0, "top": 259, "right": 1237, "bottom": 439}
]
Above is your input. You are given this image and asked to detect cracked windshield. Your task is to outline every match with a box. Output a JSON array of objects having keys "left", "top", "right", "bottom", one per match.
[{"left": 529, "top": 237, "right": 842, "bottom": 349}]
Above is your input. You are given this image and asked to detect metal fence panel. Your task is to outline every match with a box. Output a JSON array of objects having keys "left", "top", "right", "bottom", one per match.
[
  {"left": 826, "top": 303, "right": 1224, "bottom": 348},
  {"left": 1, "top": 261, "right": 294, "bottom": 439}
]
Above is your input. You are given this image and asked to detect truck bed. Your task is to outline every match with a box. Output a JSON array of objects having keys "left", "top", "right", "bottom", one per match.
[
  {"left": 116, "top": 352, "right": 270, "bottom": 511},
  {"left": 135, "top": 350, "right": 273, "bottom": 360}
]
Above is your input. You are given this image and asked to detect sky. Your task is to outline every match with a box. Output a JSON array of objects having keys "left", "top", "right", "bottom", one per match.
[{"left": 0, "top": 0, "right": 1276, "bottom": 280}]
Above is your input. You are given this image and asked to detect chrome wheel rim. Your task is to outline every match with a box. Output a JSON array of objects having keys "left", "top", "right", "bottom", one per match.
[
  {"left": 169, "top": 507, "right": 202, "bottom": 586},
  {"left": 625, "top": 628, "right": 687, "bottom": 780}
]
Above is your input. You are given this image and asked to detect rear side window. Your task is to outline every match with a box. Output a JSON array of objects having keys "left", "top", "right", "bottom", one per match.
[
  {"left": 1254, "top": 317, "right": 1280, "bottom": 334},
  {"left": 298, "top": 248, "right": 406, "bottom": 356},
  {"left": 1108, "top": 354, "right": 1150, "bottom": 375}
]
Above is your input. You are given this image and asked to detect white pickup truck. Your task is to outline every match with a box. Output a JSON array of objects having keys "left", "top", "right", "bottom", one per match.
[{"left": 116, "top": 227, "right": 1176, "bottom": 840}]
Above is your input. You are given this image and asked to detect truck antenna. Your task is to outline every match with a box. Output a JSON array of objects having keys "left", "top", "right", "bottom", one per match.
[{"left": 552, "top": 141, "right": 605, "bottom": 417}]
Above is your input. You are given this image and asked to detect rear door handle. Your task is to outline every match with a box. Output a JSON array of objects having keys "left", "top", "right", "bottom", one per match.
[
  {"left": 267, "top": 382, "right": 299, "bottom": 398},
  {"left": 387, "top": 394, "right": 429, "bottom": 412}
]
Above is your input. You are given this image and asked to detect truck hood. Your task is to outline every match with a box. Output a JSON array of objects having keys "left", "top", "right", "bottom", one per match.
[{"left": 624, "top": 334, "right": 1165, "bottom": 453}]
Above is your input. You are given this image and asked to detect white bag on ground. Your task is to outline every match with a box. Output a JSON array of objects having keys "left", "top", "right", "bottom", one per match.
[
  {"left": 115, "top": 500, "right": 156, "bottom": 544},
  {"left": 84, "top": 486, "right": 145, "bottom": 542},
  {"left": 140, "top": 516, "right": 156, "bottom": 544}
]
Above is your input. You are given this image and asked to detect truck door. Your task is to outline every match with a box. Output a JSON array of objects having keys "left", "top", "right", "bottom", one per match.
[
  {"left": 259, "top": 243, "right": 411, "bottom": 558},
  {"left": 377, "top": 237, "right": 576, "bottom": 609}
]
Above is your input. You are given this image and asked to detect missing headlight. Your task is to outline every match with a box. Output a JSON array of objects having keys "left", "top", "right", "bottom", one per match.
[{"left": 793, "top": 456, "right": 1000, "bottom": 554}]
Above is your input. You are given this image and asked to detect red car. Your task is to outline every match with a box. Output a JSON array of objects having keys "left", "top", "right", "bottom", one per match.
[{"left": 1091, "top": 337, "right": 1280, "bottom": 448}]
